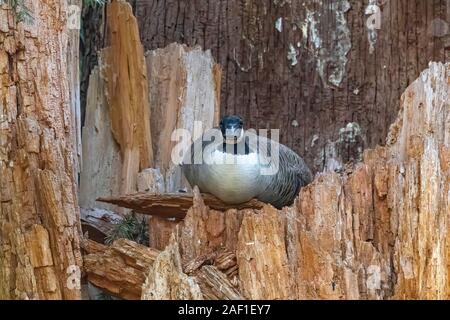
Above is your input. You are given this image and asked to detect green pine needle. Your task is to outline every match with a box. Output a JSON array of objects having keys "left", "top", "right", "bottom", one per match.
[{"left": 105, "top": 214, "right": 149, "bottom": 245}]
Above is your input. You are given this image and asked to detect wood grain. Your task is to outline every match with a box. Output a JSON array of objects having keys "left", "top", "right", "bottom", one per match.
[
  {"left": 0, "top": 0, "right": 82, "bottom": 299},
  {"left": 97, "top": 190, "right": 264, "bottom": 219},
  {"left": 101, "top": 0, "right": 154, "bottom": 197}
]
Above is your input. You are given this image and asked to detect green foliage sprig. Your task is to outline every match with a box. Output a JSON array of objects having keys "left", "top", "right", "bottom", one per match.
[{"left": 105, "top": 214, "right": 149, "bottom": 245}]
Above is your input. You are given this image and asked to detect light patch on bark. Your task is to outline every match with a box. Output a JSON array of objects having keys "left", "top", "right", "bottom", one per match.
[
  {"left": 315, "top": 122, "right": 365, "bottom": 172},
  {"left": 365, "top": 0, "right": 384, "bottom": 54},
  {"left": 273, "top": 0, "right": 291, "bottom": 7},
  {"left": 275, "top": 17, "right": 283, "bottom": 32},
  {"left": 299, "top": 0, "right": 352, "bottom": 87},
  {"left": 366, "top": 265, "right": 381, "bottom": 291},
  {"left": 287, "top": 43, "right": 299, "bottom": 66}
]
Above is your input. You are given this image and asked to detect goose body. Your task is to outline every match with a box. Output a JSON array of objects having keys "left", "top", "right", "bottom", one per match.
[
  {"left": 188, "top": 149, "right": 262, "bottom": 204},
  {"left": 181, "top": 116, "right": 313, "bottom": 209}
]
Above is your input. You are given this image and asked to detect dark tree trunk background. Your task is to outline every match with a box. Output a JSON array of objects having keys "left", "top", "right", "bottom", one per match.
[
  {"left": 82, "top": 0, "right": 449, "bottom": 172},
  {"left": 80, "top": 4, "right": 106, "bottom": 126}
]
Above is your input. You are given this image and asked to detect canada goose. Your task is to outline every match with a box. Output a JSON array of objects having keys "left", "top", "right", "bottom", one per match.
[{"left": 181, "top": 115, "right": 313, "bottom": 209}]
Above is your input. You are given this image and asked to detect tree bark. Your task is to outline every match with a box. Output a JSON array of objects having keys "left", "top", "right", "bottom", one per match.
[
  {"left": 0, "top": 1, "right": 82, "bottom": 299},
  {"left": 134, "top": 0, "right": 449, "bottom": 173}
]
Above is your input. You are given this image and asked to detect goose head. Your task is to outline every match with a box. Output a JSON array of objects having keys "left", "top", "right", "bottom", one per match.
[{"left": 220, "top": 115, "right": 244, "bottom": 144}]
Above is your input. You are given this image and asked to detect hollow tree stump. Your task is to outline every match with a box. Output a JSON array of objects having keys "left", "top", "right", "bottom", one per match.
[{"left": 86, "top": 62, "right": 449, "bottom": 300}]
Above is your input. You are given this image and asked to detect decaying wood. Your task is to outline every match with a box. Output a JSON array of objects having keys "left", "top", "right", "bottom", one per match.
[
  {"left": 82, "top": 23, "right": 224, "bottom": 256},
  {"left": 0, "top": 1, "right": 82, "bottom": 299},
  {"left": 137, "top": 168, "right": 165, "bottom": 193},
  {"left": 80, "top": 1, "right": 154, "bottom": 215},
  {"left": 183, "top": 248, "right": 238, "bottom": 278},
  {"left": 237, "top": 205, "right": 294, "bottom": 300},
  {"left": 183, "top": 251, "right": 218, "bottom": 275},
  {"left": 83, "top": 235, "right": 241, "bottom": 300},
  {"left": 80, "top": 208, "right": 123, "bottom": 243},
  {"left": 82, "top": 15, "right": 221, "bottom": 243},
  {"left": 81, "top": 238, "right": 108, "bottom": 255},
  {"left": 82, "top": 26, "right": 221, "bottom": 229},
  {"left": 136, "top": 168, "right": 177, "bottom": 250},
  {"left": 141, "top": 241, "right": 203, "bottom": 300},
  {"left": 193, "top": 266, "right": 243, "bottom": 300},
  {"left": 97, "top": 191, "right": 264, "bottom": 219},
  {"left": 213, "top": 250, "right": 239, "bottom": 280},
  {"left": 145, "top": 43, "right": 221, "bottom": 193},
  {"left": 178, "top": 189, "right": 245, "bottom": 262},
  {"left": 68, "top": 0, "right": 83, "bottom": 177},
  {"left": 147, "top": 216, "right": 179, "bottom": 251},
  {"left": 100, "top": 0, "right": 153, "bottom": 197},
  {"left": 84, "top": 238, "right": 160, "bottom": 300},
  {"left": 184, "top": 249, "right": 241, "bottom": 299},
  {"left": 99, "top": 63, "right": 448, "bottom": 300},
  {"left": 142, "top": 43, "right": 222, "bottom": 250},
  {"left": 79, "top": 67, "right": 121, "bottom": 211}
]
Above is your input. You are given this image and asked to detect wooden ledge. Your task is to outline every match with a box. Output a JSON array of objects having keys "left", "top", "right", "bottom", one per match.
[{"left": 97, "top": 192, "right": 264, "bottom": 219}]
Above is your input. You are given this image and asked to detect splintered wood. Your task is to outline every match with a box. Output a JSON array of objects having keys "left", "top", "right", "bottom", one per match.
[
  {"left": 143, "top": 43, "right": 222, "bottom": 249},
  {"left": 80, "top": 0, "right": 154, "bottom": 212},
  {"left": 86, "top": 63, "right": 449, "bottom": 300},
  {"left": 79, "top": 2, "right": 146, "bottom": 213},
  {"left": 80, "top": 2, "right": 221, "bottom": 249},
  {"left": 79, "top": 67, "right": 122, "bottom": 211},
  {"left": 145, "top": 43, "right": 221, "bottom": 193},
  {"left": 80, "top": 208, "right": 123, "bottom": 243},
  {"left": 97, "top": 191, "right": 264, "bottom": 219},
  {"left": 81, "top": 10, "right": 221, "bottom": 223},
  {"left": 0, "top": 1, "right": 82, "bottom": 299},
  {"left": 101, "top": 1, "right": 154, "bottom": 195},
  {"left": 141, "top": 241, "right": 203, "bottom": 300},
  {"left": 237, "top": 206, "right": 293, "bottom": 299},
  {"left": 83, "top": 239, "right": 160, "bottom": 300}
]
